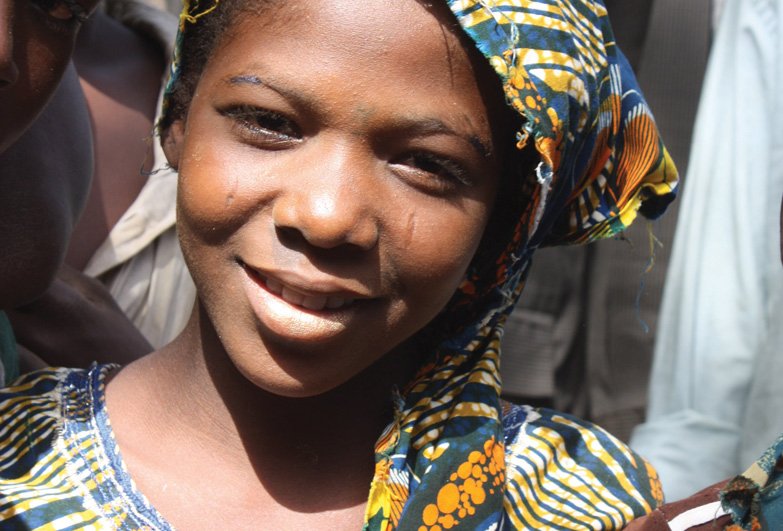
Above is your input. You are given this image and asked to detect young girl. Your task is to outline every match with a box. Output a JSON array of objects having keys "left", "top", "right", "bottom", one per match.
[{"left": 0, "top": 0, "right": 677, "bottom": 529}]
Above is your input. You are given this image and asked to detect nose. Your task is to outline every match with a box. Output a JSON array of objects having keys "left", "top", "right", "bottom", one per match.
[
  {"left": 272, "top": 147, "right": 380, "bottom": 251},
  {"left": 0, "top": 0, "right": 19, "bottom": 88}
]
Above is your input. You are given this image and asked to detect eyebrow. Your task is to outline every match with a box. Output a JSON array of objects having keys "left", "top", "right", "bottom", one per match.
[
  {"left": 227, "top": 75, "right": 264, "bottom": 86},
  {"left": 225, "top": 74, "right": 303, "bottom": 102},
  {"left": 224, "top": 74, "right": 493, "bottom": 159},
  {"left": 224, "top": 73, "right": 317, "bottom": 113},
  {"left": 393, "top": 117, "right": 493, "bottom": 159}
]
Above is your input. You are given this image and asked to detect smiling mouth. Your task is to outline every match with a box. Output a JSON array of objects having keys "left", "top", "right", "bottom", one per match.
[{"left": 241, "top": 263, "right": 357, "bottom": 312}]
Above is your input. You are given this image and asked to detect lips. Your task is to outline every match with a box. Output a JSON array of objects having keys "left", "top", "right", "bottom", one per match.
[{"left": 240, "top": 261, "right": 359, "bottom": 312}]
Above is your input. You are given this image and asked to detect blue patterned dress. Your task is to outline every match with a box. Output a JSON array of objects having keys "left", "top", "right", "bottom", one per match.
[{"left": 0, "top": 365, "right": 660, "bottom": 529}]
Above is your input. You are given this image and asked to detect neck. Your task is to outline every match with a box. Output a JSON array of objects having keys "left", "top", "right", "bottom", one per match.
[{"left": 110, "top": 304, "right": 417, "bottom": 512}]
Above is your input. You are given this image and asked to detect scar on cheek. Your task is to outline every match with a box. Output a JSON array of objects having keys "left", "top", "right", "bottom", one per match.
[
  {"left": 225, "top": 173, "right": 239, "bottom": 208},
  {"left": 400, "top": 211, "right": 417, "bottom": 249}
]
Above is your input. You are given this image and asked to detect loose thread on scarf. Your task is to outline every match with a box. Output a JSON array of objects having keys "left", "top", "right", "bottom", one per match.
[
  {"left": 530, "top": 161, "right": 553, "bottom": 235},
  {"left": 633, "top": 221, "right": 664, "bottom": 334},
  {"left": 478, "top": 0, "right": 521, "bottom": 63},
  {"left": 180, "top": 0, "right": 220, "bottom": 24}
]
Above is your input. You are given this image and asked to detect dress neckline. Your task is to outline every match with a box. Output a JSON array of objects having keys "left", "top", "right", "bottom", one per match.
[{"left": 60, "top": 364, "right": 175, "bottom": 530}]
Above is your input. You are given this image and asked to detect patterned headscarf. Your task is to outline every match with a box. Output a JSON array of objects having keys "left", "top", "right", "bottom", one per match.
[{"left": 164, "top": 1, "right": 677, "bottom": 529}]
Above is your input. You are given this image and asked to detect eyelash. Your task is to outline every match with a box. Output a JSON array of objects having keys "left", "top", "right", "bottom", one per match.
[
  {"left": 219, "top": 105, "right": 473, "bottom": 193},
  {"left": 28, "top": 0, "right": 89, "bottom": 32},
  {"left": 392, "top": 152, "right": 474, "bottom": 192},
  {"left": 220, "top": 105, "right": 302, "bottom": 147}
]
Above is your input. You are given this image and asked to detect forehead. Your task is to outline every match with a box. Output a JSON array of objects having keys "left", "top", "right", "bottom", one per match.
[
  {"left": 224, "top": 2, "right": 467, "bottom": 73},
  {"left": 199, "top": 0, "right": 502, "bottom": 135},
  {"left": 229, "top": 0, "right": 460, "bottom": 49}
]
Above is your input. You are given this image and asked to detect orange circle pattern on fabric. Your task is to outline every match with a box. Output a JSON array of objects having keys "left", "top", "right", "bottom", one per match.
[{"left": 418, "top": 437, "right": 505, "bottom": 531}]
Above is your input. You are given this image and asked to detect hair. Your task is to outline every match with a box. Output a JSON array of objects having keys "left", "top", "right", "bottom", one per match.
[{"left": 159, "top": 0, "right": 278, "bottom": 131}]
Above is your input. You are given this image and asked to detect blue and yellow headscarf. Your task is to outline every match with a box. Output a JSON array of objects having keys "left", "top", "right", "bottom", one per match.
[{"left": 165, "top": 1, "right": 677, "bottom": 529}]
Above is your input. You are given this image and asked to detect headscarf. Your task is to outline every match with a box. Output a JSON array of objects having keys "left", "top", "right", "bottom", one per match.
[{"left": 164, "top": 1, "right": 677, "bottom": 529}]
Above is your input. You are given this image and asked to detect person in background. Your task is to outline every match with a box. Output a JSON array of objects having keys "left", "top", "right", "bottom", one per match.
[
  {"left": 631, "top": 0, "right": 783, "bottom": 500},
  {"left": 68, "top": 0, "right": 194, "bottom": 348},
  {"left": 0, "top": 0, "right": 92, "bottom": 153},
  {"left": 0, "top": 0, "right": 101, "bottom": 381},
  {"left": 625, "top": 197, "right": 783, "bottom": 530},
  {"left": 8, "top": 0, "right": 196, "bottom": 368}
]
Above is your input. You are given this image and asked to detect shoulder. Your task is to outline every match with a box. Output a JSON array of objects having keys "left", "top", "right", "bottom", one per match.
[{"left": 501, "top": 403, "right": 663, "bottom": 529}]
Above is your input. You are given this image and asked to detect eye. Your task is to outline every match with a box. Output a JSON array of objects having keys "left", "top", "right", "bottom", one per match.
[
  {"left": 29, "top": 0, "right": 89, "bottom": 28},
  {"left": 391, "top": 152, "right": 474, "bottom": 194},
  {"left": 220, "top": 105, "right": 302, "bottom": 148}
]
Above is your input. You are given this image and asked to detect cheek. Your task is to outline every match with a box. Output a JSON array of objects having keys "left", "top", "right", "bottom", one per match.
[
  {"left": 26, "top": 42, "right": 70, "bottom": 93},
  {"left": 392, "top": 199, "right": 490, "bottom": 302},
  {"left": 176, "top": 135, "right": 272, "bottom": 241},
  {"left": 0, "top": 26, "right": 73, "bottom": 150}
]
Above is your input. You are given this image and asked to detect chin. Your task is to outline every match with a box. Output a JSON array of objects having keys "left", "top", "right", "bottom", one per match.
[
  {"left": 225, "top": 343, "right": 350, "bottom": 399},
  {"left": 237, "top": 365, "right": 347, "bottom": 399}
]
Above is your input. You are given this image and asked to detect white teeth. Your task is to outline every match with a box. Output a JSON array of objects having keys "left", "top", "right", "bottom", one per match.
[
  {"left": 301, "top": 295, "right": 328, "bottom": 311},
  {"left": 281, "top": 286, "right": 304, "bottom": 306},
  {"left": 265, "top": 277, "right": 283, "bottom": 295},
  {"left": 260, "top": 273, "right": 356, "bottom": 311}
]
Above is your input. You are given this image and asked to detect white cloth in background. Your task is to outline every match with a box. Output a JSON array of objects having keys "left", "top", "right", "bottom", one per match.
[
  {"left": 630, "top": 0, "right": 783, "bottom": 501},
  {"left": 82, "top": 1, "right": 195, "bottom": 348},
  {"left": 83, "top": 121, "right": 195, "bottom": 348}
]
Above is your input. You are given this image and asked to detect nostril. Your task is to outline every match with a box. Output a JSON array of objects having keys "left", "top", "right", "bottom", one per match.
[{"left": 275, "top": 225, "right": 308, "bottom": 249}]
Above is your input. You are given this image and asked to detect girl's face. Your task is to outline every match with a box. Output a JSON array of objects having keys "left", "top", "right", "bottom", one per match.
[{"left": 166, "top": 0, "right": 505, "bottom": 397}]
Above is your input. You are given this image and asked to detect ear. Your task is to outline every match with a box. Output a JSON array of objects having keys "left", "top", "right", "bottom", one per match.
[{"left": 162, "top": 120, "right": 186, "bottom": 170}]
